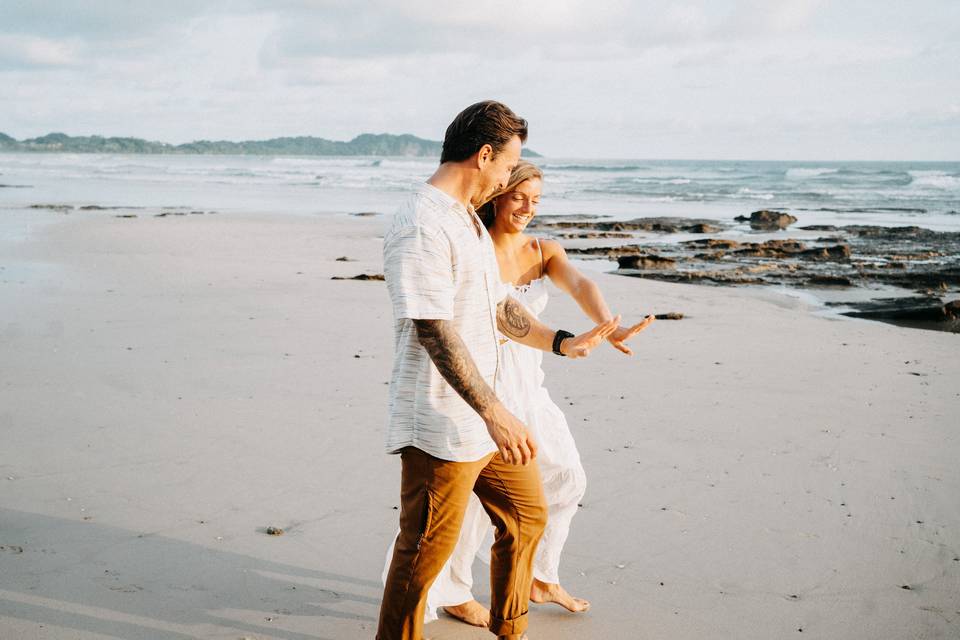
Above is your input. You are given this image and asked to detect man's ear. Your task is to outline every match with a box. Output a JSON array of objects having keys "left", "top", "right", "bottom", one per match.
[{"left": 476, "top": 143, "right": 494, "bottom": 168}]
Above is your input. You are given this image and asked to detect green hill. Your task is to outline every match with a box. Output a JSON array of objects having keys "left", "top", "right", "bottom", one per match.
[{"left": 0, "top": 132, "right": 541, "bottom": 157}]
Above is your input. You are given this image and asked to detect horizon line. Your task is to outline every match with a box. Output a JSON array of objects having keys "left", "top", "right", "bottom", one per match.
[{"left": 0, "top": 130, "right": 957, "bottom": 164}]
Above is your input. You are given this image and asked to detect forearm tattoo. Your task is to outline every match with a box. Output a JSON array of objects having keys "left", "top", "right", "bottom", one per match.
[
  {"left": 497, "top": 296, "right": 531, "bottom": 339},
  {"left": 413, "top": 319, "right": 498, "bottom": 415}
]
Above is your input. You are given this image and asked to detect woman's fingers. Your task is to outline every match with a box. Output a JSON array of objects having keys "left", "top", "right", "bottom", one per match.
[{"left": 613, "top": 341, "right": 633, "bottom": 355}]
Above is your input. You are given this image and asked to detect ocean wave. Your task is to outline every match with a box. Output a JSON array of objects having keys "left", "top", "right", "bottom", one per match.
[
  {"left": 785, "top": 167, "right": 839, "bottom": 179},
  {"left": 908, "top": 170, "right": 960, "bottom": 190},
  {"left": 540, "top": 163, "right": 647, "bottom": 172},
  {"left": 735, "top": 187, "right": 775, "bottom": 200}
]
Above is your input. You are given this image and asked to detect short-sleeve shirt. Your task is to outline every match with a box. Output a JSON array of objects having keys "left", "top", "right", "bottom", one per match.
[{"left": 383, "top": 182, "right": 509, "bottom": 462}]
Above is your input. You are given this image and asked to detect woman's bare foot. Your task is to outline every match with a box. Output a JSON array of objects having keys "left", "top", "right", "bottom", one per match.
[
  {"left": 529, "top": 578, "right": 590, "bottom": 613},
  {"left": 442, "top": 599, "right": 490, "bottom": 627}
]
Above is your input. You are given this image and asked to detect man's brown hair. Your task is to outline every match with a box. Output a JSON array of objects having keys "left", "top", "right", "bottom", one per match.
[{"left": 440, "top": 100, "right": 528, "bottom": 164}]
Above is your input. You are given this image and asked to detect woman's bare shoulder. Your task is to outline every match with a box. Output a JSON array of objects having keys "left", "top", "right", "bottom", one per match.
[{"left": 536, "top": 237, "right": 567, "bottom": 260}]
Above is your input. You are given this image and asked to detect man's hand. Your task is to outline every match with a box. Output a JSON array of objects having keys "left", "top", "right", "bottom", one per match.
[
  {"left": 560, "top": 315, "right": 621, "bottom": 359},
  {"left": 607, "top": 315, "right": 655, "bottom": 355},
  {"left": 481, "top": 402, "right": 537, "bottom": 465}
]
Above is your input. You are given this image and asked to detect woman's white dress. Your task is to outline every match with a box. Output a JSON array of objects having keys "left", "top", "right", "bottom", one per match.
[{"left": 381, "top": 268, "right": 588, "bottom": 623}]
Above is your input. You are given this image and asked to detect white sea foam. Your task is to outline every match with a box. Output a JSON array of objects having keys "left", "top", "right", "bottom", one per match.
[
  {"left": 736, "top": 187, "right": 775, "bottom": 200},
  {"left": 786, "top": 167, "right": 839, "bottom": 179},
  {"left": 908, "top": 170, "right": 960, "bottom": 190}
]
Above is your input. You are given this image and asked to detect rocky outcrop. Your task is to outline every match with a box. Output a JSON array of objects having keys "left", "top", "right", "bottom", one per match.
[
  {"left": 617, "top": 254, "right": 677, "bottom": 269},
  {"left": 530, "top": 217, "right": 728, "bottom": 234},
  {"left": 734, "top": 210, "right": 798, "bottom": 230}
]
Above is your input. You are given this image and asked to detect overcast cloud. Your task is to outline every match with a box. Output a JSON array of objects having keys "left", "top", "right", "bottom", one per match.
[{"left": 1, "top": 0, "right": 957, "bottom": 159}]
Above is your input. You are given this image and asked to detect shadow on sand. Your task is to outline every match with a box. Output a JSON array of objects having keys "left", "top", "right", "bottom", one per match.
[{"left": 0, "top": 508, "right": 382, "bottom": 639}]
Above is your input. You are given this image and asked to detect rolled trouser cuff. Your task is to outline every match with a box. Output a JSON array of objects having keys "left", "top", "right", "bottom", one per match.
[{"left": 489, "top": 610, "right": 528, "bottom": 636}]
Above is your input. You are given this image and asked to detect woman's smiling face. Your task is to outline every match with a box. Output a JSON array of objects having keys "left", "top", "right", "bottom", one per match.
[{"left": 494, "top": 177, "right": 542, "bottom": 232}]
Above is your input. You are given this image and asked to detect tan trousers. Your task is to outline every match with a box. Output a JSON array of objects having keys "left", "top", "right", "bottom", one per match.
[{"left": 377, "top": 446, "right": 548, "bottom": 639}]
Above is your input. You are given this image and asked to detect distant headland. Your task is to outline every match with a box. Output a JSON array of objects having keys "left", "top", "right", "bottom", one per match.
[{"left": 0, "top": 132, "right": 541, "bottom": 158}]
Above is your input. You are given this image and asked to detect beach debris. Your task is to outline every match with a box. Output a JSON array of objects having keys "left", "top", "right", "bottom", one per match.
[
  {"left": 115, "top": 214, "right": 137, "bottom": 218},
  {"left": 265, "top": 526, "right": 284, "bottom": 536},
  {"left": 331, "top": 273, "right": 385, "bottom": 281},
  {"left": 654, "top": 312, "right": 684, "bottom": 320},
  {"left": 351, "top": 211, "right": 380, "bottom": 217},
  {"left": 0, "top": 545, "right": 24, "bottom": 554},
  {"left": 335, "top": 256, "right": 355, "bottom": 261}
]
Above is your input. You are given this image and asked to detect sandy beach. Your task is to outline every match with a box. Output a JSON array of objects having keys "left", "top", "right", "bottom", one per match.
[{"left": 1, "top": 209, "right": 958, "bottom": 639}]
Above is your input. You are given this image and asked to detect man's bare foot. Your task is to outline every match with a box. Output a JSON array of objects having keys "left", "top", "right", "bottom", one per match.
[
  {"left": 442, "top": 599, "right": 490, "bottom": 627},
  {"left": 530, "top": 578, "right": 590, "bottom": 613}
]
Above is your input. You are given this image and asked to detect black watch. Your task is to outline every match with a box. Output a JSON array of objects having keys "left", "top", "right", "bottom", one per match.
[{"left": 552, "top": 329, "right": 575, "bottom": 356}]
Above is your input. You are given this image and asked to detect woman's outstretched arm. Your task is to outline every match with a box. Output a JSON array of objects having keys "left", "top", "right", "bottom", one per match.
[{"left": 540, "top": 238, "right": 654, "bottom": 355}]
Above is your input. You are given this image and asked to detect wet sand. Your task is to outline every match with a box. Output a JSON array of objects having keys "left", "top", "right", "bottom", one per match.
[{"left": 1, "top": 210, "right": 958, "bottom": 639}]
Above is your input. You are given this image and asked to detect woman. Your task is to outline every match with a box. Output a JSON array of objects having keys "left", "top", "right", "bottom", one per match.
[{"left": 383, "top": 161, "right": 654, "bottom": 627}]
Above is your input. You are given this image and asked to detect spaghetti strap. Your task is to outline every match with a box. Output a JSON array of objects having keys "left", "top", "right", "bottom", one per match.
[{"left": 536, "top": 237, "right": 544, "bottom": 279}]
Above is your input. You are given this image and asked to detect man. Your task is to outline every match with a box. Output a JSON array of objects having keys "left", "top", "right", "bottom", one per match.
[{"left": 378, "top": 100, "right": 618, "bottom": 640}]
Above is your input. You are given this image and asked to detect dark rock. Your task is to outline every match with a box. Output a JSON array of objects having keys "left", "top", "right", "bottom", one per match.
[
  {"left": 695, "top": 251, "right": 728, "bottom": 260},
  {"left": 688, "top": 223, "right": 721, "bottom": 234},
  {"left": 617, "top": 269, "right": 767, "bottom": 285},
  {"left": 682, "top": 238, "right": 742, "bottom": 250},
  {"left": 567, "top": 245, "right": 644, "bottom": 257},
  {"left": 844, "top": 225, "right": 929, "bottom": 238},
  {"left": 741, "top": 210, "right": 798, "bottom": 230},
  {"left": 799, "top": 225, "right": 839, "bottom": 231},
  {"left": 807, "top": 275, "right": 854, "bottom": 287},
  {"left": 335, "top": 256, "right": 355, "bottom": 262},
  {"left": 798, "top": 245, "right": 851, "bottom": 261},
  {"left": 555, "top": 231, "right": 634, "bottom": 239},
  {"left": 733, "top": 239, "right": 807, "bottom": 258},
  {"left": 839, "top": 296, "right": 958, "bottom": 322},
  {"left": 654, "top": 312, "right": 684, "bottom": 320},
  {"left": 29, "top": 204, "right": 72, "bottom": 212},
  {"left": 351, "top": 211, "right": 379, "bottom": 217},
  {"left": 533, "top": 216, "right": 724, "bottom": 234},
  {"left": 618, "top": 254, "right": 677, "bottom": 270}
]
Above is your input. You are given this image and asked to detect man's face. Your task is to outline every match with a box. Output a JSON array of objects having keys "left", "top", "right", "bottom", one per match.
[{"left": 476, "top": 135, "right": 522, "bottom": 205}]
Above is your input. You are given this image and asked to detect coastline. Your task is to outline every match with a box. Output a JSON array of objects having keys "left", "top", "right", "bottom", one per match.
[{"left": 1, "top": 209, "right": 958, "bottom": 639}]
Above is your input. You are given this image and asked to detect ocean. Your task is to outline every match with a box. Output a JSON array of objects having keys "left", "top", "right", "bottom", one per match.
[{"left": 1, "top": 154, "right": 958, "bottom": 233}]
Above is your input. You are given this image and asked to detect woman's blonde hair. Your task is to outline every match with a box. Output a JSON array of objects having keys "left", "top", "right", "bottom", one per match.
[{"left": 477, "top": 160, "right": 543, "bottom": 228}]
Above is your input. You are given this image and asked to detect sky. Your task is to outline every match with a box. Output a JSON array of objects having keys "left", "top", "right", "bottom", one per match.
[{"left": 1, "top": 0, "right": 958, "bottom": 160}]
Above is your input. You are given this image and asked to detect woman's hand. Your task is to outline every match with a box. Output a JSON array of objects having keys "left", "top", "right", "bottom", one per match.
[
  {"left": 560, "top": 316, "right": 620, "bottom": 359},
  {"left": 607, "top": 315, "right": 655, "bottom": 355}
]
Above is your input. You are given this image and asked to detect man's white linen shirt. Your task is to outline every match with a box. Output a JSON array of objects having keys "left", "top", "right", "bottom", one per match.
[{"left": 383, "top": 182, "right": 508, "bottom": 462}]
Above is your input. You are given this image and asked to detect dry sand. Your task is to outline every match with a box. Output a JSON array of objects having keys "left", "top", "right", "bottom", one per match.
[{"left": 0, "top": 210, "right": 957, "bottom": 639}]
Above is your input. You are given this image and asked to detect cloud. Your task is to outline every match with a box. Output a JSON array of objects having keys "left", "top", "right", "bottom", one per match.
[
  {"left": 0, "top": 34, "right": 82, "bottom": 69},
  {"left": 0, "top": 1, "right": 957, "bottom": 159}
]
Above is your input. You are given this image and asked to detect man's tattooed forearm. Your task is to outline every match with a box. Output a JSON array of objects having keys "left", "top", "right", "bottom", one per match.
[
  {"left": 497, "top": 296, "right": 531, "bottom": 339},
  {"left": 413, "top": 319, "right": 497, "bottom": 415}
]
